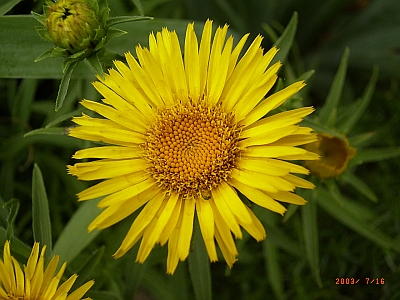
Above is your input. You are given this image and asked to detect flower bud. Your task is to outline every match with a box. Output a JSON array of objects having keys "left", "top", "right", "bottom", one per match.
[
  {"left": 303, "top": 132, "right": 356, "bottom": 179},
  {"left": 45, "top": 0, "right": 104, "bottom": 54}
]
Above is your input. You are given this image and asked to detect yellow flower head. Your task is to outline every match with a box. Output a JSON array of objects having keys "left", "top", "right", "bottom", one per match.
[
  {"left": 303, "top": 132, "right": 356, "bottom": 179},
  {"left": 0, "top": 241, "right": 94, "bottom": 300},
  {"left": 68, "top": 20, "right": 319, "bottom": 274}
]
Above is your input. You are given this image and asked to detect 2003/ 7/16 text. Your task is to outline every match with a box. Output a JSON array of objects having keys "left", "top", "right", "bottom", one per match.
[{"left": 335, "top": 278, "right": 385, "bottom": 285}]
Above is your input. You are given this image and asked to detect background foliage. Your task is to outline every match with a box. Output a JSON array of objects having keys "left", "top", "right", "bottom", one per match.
[{"left": 1, "top": 0, "right": 400, "bottom": 299}]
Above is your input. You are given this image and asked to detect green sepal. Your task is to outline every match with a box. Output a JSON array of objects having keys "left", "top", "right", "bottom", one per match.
[
  {"left": 106, "top": 27, "right": 127, "bottom": 40},
  {"left": 86, "top": 51, "right": 105, "bottom": 79},
  {"left": 34, "top": 26, "right": 52, "bottom": 41},
  {"left": 56, "top": 59, "right": 80, "bottom": 111},
  {"left": 24, "top": 127, "right": 68, "bottom": 137},
  {"left": 31, "top": 11, "right": 46, "bottom": 25},
  {"left": 34, "top": 47, "right": 69, "bottom": 62}
]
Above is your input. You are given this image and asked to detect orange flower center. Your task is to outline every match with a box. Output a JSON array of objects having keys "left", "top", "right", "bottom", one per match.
[{"left": 144, "top": 101, "right": 241, "bottom": 198}]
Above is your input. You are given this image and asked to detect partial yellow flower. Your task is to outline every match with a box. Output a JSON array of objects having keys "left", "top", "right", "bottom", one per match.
[
  {"left": 303, "top": 132, "right": 356, "bottom": 179},
  {"left": 0, "top": 241, "right": 94, "bottom": 300},
  {"left": 68, "top": 20, "right": 319, "bottom": 274}
]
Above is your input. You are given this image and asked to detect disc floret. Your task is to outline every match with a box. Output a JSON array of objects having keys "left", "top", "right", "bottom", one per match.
[{"left": 144, "top": 101, "right": 241, "bottom": 198}]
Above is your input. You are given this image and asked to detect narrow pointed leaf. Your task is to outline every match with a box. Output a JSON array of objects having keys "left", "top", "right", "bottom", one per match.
[
  {"left": 131, "top": 0, "right": 144, "bottom": 15},
  {"left": 86, "top": 52, "right": 104, "bottom": 79},
  {"left": 56, "top": 60, "right": 80, "bottom": 111},
  {"left": 339, "top": 66, "right": 379, "bottom": 134},
  {"left": 53, "top": 198, "right": 101, "bottom": 265},
  {"left": 271, "top": 12, "right": 298, "bottom": 65},
  {"left": 106, "top": 16, "right": 153, "bottom": 27},
  {"left": 340, "top": 170, "right": 378, "bottom": 202},
  {"left": 351, "top": 146, "right": 400, "bottom": 166},
  {"left": 0, "top": 227, "right": 32, "bottom": 259},
  {"left": 263, "top": 240, "right": 284, "bottom": 300},
  {"left": 32, "top": 164, "right": 53, "bottom": 259},
  {"left": 318, "top": 47, "right": 350, "bottom": 127},
  {"left": 188, "top": 217, "right": 212, "bottom": 300},
  {"left": 24, "top": 127, "right": 67, "bottom": 137},
  {"left": 317, "top": 186, "right": 400, "bottom": 251},
  {"left": 301, "top": 193, "right": 322, "bottom": 287}
]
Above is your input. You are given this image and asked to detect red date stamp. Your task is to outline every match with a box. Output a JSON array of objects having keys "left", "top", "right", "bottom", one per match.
[{"left": 335, "top": 278, "right": 385, "bottom": 285}]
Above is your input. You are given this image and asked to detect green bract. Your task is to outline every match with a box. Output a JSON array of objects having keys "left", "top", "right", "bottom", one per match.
[{"left": 31, "top": 0, "right": 152, "bottom": 110}]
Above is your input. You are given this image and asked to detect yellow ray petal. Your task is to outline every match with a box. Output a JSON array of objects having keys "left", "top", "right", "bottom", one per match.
[
  {"left": 75, "top": 171, "right": 149, "bottom": 201},
  {"left": 242, "top": 145, "right": 316, "bottom": 160},
  {"left": 269, "top": 131, "right": 318, "bottom": 147},
  {"left": 177, "top": 197, "right": 196, "bottom": 260},
  {"left": 184, "top": 23, "right": 201, "bottom": 101},
  {"left": 159, "top": 197, "right": 183, "bottom": 246},
  {"left": 207, "top": 25, "right": 231, "bottom": 105},
  {"left": 198, "top": 19, "right": 213, "bottom": 99},
  {"left": 130, "top": 49, "right": 174, "bottom": 106},
  {"left": 88, "top": 187, "right": 162, "bottom": 231},
  {"left": 214, "top": 219, "right": 238, "bottom": 268},
  {"left": 266, "top": 190, "right": 307, "bottom": 205},
  {"left": 69, "top": 125, "right": 145, "bottom": 147},
  {"left": 230, "top": 168, "right": 278, "bottom": 193},
  {"left": 166, "top": 225, "right": 180, "bottom": 275},
  {"left": 65, "top": 280, "right": 95, "bottom": 300},
  {"left": 98, "top": 177, "right": 156, "bottom": 208},
  {"left": 137, "top": 193, "right": 180, "bottom": 261},
  {"left": 115, "top": 58, "right": 164, "bottom": 109},
  {"left": 239, "top": 125, "right": 299, "bottom": 148},
  {"left": 72, "top": 146, "right": 143, "bottom": 159},
  {"left": 240, "top": 81, "right": 306, "bottom": 127},
  {"left": 218, "top": 181, "right": 252, "bottom": 224},
  {"left": 229, "top": 178, "right": 286, "bottom": 215},
  {"left": 195, "top": 197, "right": 217, "bottom": 262},
  {"left": 114, "top": 192, "right": 166, "bottom": 258},
  {"left": 236, "top": 157, "right": 290, "bottom": 177},
  {"left": 241, "top": 107, "right": 315, "bottom": 136},
  {"left": 68, "top": 159, "right": 149, "bottom": 181},
  {"left": 211, "top": 186, "right": 242, "bottom": 238},
  {"left": 238, "top": 206, "right": 266, "bottom": 241},
  {"left": 226, "top": 33, "right": 249, "bottom": 80},
  {"left": 281, "top": 174, "right": 315, "bottom": 189},
  {"left": 262, "top": 158, "right": 310, "bottom": 175}
]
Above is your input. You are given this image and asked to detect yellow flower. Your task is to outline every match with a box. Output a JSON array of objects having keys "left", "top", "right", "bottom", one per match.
[
  {"left": 68, "top": 20, "right": 319, "bottom": 274},
  {"left": 0, "top": 241, "right": 94, "bottom": 300},
  {"left": 303, "top": 132, "right": 356, "bottom": 179}
]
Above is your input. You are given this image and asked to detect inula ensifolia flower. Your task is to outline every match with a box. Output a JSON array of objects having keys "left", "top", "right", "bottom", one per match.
[
  {"left": 0, "top": 241, "right": 94, "bottom": 300},
  {"left": 45, "top": 0, "right": 105, "bottom": 54},
  {"left": 68, "top": 20, "right": 319, "bottom": 274},
  {"left": 303, "top": 132, "right": 356, "bottom": 179}
]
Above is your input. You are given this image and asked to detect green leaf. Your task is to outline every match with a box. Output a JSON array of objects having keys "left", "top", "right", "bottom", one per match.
[
  {"left": 351, "top": 146, "right": 400, "bottom": 166},
  {"left": 131, "top": 0, "right": 144, "bottom": 16},
  {"left": 301, "top": 194, "right": 323, "bottom": 287},
  {"left": 0, "top": 16, "right": 205, "bottom": 79},
  {"left": 106, "top": 15, "right": 153, "bottom": 27},
  {"left": 263, "top": 240, "right": 284, "bottom": 300},
  {"left": 318, "top": 47, "right": 350, "bottom": 127},
  {"left": 3, "top": 198, "right": 19, "bottom": 240},
  {"left": 340, "top": 170, "right": 378, "bottom": 202},
  {"left": 0, "top": 227, "right": 32, "bottom": 259},
  {"left": 45, "top": 108, "right": 85, "bottom": 128},
  {"left": 317, "top": 186, "right": 400, "bottom": 251},
  {"left": 188, "top": 216, "right": 212, "bottom": 300},
  {"left": 300, "top": 117, "right": 345, "bottom": 140},
  {"left": 32, "top": 163, "right": 52, "bottom": 259},
  {"left": 339, "top": 66, "right": 379, "bottom": 134},
  {"left": 24, "top": 127, "right": 68, "bottom": 137},
  {"left": 270, "top": 12, "right": 298, "bottom": 65},
  {"left": 0, "top": 0, "right": 22, "bottom": 15},
  {"left": 56, "top": 60, "right": 80, "bottom": 111},
  {"left": 73, "top": 246, "right": 104, "bottom": 289},
  {"left": 53, "top": 198, "right": 102, "bottom": 265}
]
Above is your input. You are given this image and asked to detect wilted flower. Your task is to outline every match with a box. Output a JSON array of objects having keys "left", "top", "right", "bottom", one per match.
[{"left": 303, "top": 132, "right": 356, "bottom": 179}]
